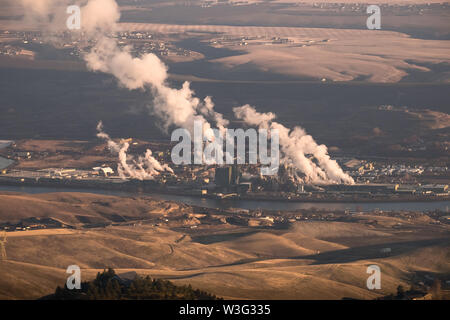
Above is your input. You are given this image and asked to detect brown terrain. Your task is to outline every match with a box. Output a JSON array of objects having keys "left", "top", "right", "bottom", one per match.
[
  {"left": 6, "top": 140, "right": 113, "bottom": 170},
  {"left": 0, "top": 192, "right": 448, "bottom": 300}
]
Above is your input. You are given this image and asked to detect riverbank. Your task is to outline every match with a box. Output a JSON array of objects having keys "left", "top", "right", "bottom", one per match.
[
  {"left": 239, "top": 193, "right": 450, "bottom": 203},
  {"left": 1, "top": 182, "right": 449, "bottom": 213},
  {"left": 0, "top": 175, "right": 448, "bottom": 204}
]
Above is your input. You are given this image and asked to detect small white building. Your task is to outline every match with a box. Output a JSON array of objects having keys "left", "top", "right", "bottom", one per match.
[
  {"left": 93, "top": 167, "right": 114, "bottom": 177},
  {"left": 100, "top": 167, "right": 114, "bottom": 177}
]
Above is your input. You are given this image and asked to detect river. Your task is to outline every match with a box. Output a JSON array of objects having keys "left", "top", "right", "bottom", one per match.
[{"left": 0, "top": 185, "right": 448, "bottom": 213}]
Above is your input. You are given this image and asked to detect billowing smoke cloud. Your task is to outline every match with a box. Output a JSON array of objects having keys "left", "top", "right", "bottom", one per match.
[
  {"left": 234, "top": 105, "right": 355, "bottom": 185},
  {"left": 96, "top": 121, "right": 172, "bottom": 180},
  {"left": 18, "top": 0, "right": 119, "bottom": 34},
  {"left": 73, "top": 0, "right": 226, "bottom": 140},
  {"left": 19, "top": 0, "right": 224, "bottom": 170},
  {"left": 85, "top": 39, "right": 226, "bottom": 141},
  {"left": 21, "top": 0, "right": 352, "bottom": 185}
]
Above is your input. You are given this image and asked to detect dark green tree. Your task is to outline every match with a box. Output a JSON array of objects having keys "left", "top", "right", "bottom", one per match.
[{"left": 396, "top": 285, "right": 405, "bottom": 299}]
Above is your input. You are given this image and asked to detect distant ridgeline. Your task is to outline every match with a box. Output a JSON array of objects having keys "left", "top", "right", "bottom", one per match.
[{"left": 42, "top": 268, "right": 220, "bottom": 300}]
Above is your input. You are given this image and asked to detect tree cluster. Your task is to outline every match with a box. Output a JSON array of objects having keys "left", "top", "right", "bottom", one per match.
[{"left": 49, "top": 268, "right": 219, "bottom": 300}]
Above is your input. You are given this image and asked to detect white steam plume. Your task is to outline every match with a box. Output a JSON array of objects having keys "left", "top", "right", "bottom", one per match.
[
  {"left": 17, "top": 0, "right": 224, "bottom": 138},
  {"left": 234, "top": 105, "right": 354, "bottom": 185},
  {"left": 21, "top": 0, "right": 352, "bottom": 185},
  {"left": 80, "top": 0, "right": 226, "bottom": 140},
  {"left": 96, "top": 121, "right": 173, "bottom": 180},
  {"left": 18, "top": 0, "right": 119, "bottom": 34}
]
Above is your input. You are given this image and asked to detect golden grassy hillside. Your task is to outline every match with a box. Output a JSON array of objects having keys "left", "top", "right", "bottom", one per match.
[{"left": 0, "top": 192, "right": 448, "bottom": 300}]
